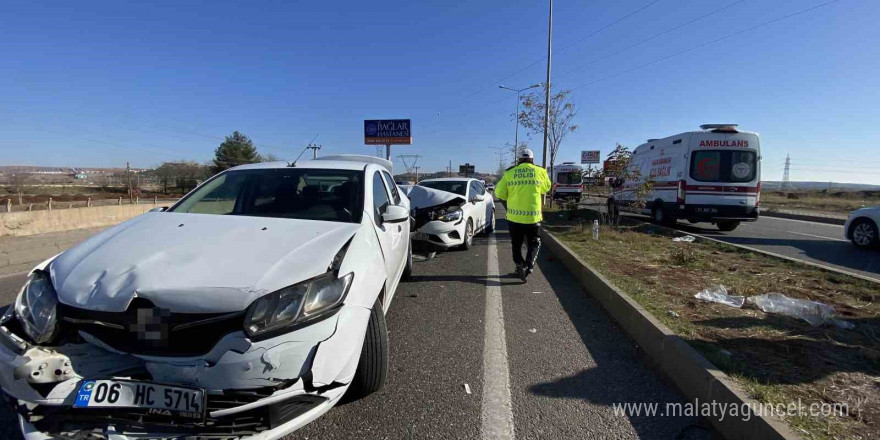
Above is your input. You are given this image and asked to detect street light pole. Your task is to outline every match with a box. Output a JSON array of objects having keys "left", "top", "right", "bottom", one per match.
[
  {"left": 542, "top": 0, "right": 553, "bottom": 170},
  {"left": 499, "top": 84, "right": 539, "bottom": 165}
]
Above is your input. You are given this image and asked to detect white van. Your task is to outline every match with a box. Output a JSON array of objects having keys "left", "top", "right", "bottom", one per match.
[
  {"left": 552, "top": 162, "right": 584, "bottom": 201},
  {"left": 609, "top": 124, "right": 761, "bottom": 231}
]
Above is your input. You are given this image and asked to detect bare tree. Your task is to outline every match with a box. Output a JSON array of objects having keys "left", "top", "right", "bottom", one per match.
[
  {"left": 517, "top": 83, "right": 579, "bottom": 178},
  {"left": 603, "top": 143, "right": 654, "bottom": 226}
]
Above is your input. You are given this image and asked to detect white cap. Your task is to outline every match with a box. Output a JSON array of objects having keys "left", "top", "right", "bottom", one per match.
[{"left": 520, "top": 148, "right": 534, "bottom": 159}]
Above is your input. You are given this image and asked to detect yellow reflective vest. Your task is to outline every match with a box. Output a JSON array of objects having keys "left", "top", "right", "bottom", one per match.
[{"left": 495, "top": 163, "right": 551, "bottom": 224}]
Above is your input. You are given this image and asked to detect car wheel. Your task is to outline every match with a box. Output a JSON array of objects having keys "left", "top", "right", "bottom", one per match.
[
  {"left": 461, "top": 219, "right": 474, "bottom": 250},
  {"left": 716, "top": 221, "right": 740, "bottom": 232},
  {"left": 485, "top": 210, "right": 495, "bottom": 234},
  {"left": 850, "top": 218, "right": 878, "bottom": 248},
  {"left": 652, "top": 204, "right": 674, "bottom": 226},
  {"left": 346, "top": 297, "right": 388, "bottom": 400},
  {"left": 402, "top": 241, "right": 413, "bottom": 280}
]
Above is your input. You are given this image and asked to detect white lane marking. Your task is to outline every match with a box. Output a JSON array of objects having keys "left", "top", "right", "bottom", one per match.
[
  {"left": 481, "top": 232, "right": 515, "bottom": 440},
  {"left": 787, "top": 231, "right": 849, "bottom": 242},
  {"left": 761, "top": 215, "right": 845, "bottom": 228}
]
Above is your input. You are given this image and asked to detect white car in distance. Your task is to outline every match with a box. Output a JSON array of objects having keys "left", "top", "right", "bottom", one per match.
[
  {"left": 0, "top": 155, "right": 412, "bottom": 440},
  {"left": 844, "top": 206, "right": 879, "bottom": 248},
  {"left": 407, "top": 178, "right": 495, "bottom": 251}
]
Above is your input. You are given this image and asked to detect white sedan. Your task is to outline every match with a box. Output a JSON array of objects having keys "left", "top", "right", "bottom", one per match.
[
  {"left": 0, "top": 155, "right": 411, "bottom": 439},
  {"left": 405, "top": 178, "right": 495, "bottom": 251},
  {"left": 844, "top": 206, "right": 879, "bottom": 248}
]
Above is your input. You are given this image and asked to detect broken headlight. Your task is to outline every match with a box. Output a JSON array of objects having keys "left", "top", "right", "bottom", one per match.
[
  {"left": 244, "top": 272, "right": 354, "bottom": 338},
  {"left": 14, "top": 270, "right": 60, "bottom": 344},
  {"left": 437, "top": 209, "right": 463, "bottom": 222}
]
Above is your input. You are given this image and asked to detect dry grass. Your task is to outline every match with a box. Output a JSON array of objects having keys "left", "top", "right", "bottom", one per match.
[
  {"left": 762, "top": 190, "right": 879, "bottom": 216},
  {"left": 545, "top": 209, "right": 879, "bottom": 440}
]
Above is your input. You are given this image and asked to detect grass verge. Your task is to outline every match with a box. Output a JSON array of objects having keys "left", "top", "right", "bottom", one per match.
[{"left": 544, "top": 208, "right": 878, "bottom": 440}]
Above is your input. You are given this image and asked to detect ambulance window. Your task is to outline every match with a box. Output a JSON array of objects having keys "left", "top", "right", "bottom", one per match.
[
  {"left": 729, "top": 151, "right": 757, "bottom": 183},
  {"left": 691, "top": 151, "right": 722, "bottom": 182},
  {"left": 672, "top": 139, "right": 682, "bottom": 144}
]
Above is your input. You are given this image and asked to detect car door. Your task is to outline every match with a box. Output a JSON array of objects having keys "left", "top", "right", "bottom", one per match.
[
  {"left": 371, "top": 171, "right": 407, "bottom": 293},
  {"left": 468, "top": 180, "right": 486, "bottom": 231}
]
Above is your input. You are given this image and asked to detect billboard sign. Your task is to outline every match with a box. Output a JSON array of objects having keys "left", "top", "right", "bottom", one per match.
[
  {"left": 581, "top": 150, "right": 600, "bottom": 164},
  {"left": 364, "top": 119, "right": 412, "bottom": 145},
  {"left": 459, "top": 163, "right": 475, "bottom": 176}
]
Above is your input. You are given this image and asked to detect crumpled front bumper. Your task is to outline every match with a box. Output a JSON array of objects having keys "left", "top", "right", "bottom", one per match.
[
  {"left": 412, "top": 220, "right": 464, "bottom": 251},
  {"left": 0, "top": 304, "right": 372, "bottom": 440}
]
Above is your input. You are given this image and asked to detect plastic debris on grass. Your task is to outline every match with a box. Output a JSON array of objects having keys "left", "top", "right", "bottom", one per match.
[
  {"left": 694, "top": 285, "right": 745, "bottom": 308},
  {"left": 747, "top": 292, "right": 855, "bottom": 329},
  {"left": 672, "top": 235, "right": 696, "bottom": 242}
]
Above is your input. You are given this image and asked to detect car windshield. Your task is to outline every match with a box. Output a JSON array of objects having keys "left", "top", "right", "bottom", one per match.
[
  {"left": 419, "top": 180, "right": 468, "bottom": 196},
  {"left": 170, "top": 168, "right": 363, "bottom": 223},
  {"left": 690, "top": 150, "right": 757, "bottom": 183},
  {"left": 556, "top": 172, "right": 582, "bottom": 184}
]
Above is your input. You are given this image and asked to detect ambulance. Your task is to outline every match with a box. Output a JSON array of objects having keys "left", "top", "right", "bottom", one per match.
[
  {"left": 609, "top": 124, "right": 761, "bottom": 231},
  {"left": 552, "top": 162, "right": 584, "bottom": 201}
]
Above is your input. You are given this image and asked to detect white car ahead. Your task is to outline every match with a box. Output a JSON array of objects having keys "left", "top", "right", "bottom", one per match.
[
  {"left": 844, "top": 206, "right": 879, "bottom": 248},
  {"left": 0, "top": 155, "right": 411, "bottom": 439},
  {"left": 405, "top": 178, "right": 494, "bottom": 251}
]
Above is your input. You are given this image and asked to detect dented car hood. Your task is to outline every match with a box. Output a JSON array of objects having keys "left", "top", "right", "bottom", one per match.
[
  {"left": 49, "top": 212, "right": 360, "bottom": 314},
  {"left": 402, "top": 185, "right": 466, "bottom": 210}
]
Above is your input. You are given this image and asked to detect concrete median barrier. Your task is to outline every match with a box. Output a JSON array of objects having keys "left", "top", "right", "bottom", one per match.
[
  {"left": 540, "top": 228, "right": 801, "bottom": 440},
  {"left": 0, "top": 204, "right": 162, "bottom": 237}
]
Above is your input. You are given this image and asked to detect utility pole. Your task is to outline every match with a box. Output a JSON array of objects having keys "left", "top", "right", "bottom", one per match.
[
  {"left": 541, "top": 0, "right": 553, "bottom": 171},
  {"left": 489, "top": 145, "right": 508, "bottom": 175},
  {"left": 126, "top": 162, "right": 133, "bottom": 204},
  {"left": 449, "top": 160, "right": 452, "bottom": 177},
  {"left": 414, "top": 166, "right": 421, "bottom": 183},
  {"left": 781, "top": 154, "right": 791, "bottom": 192},
  {"left": 306, "top": 144, "right": 322, "bottom": 159}
]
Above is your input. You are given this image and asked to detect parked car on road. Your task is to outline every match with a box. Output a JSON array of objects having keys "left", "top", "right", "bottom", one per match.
[
  {"left": 0, "top": 155, "right": 411, "bottom": 440},
  {"left": 845, "top": 206, "right": 879, "bottom": 248},
  {"left": 405, "top": 178, "right": 494, "bottom": 251}
]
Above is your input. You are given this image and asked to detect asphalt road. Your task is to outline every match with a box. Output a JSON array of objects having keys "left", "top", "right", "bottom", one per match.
[
  {"left": 0, "top": 204, "right": 713, "bottom": 440},
  {"left": 668, "top": 216, "right": 879, "bottom": 282}
]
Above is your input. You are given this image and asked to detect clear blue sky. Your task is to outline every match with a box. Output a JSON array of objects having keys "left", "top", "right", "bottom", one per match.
[{"left": 1, "top": 0, "right": 878, "bottom": 184}]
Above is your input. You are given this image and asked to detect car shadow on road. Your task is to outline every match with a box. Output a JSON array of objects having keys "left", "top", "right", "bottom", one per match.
[{"left": 529, "top": 250, "right": 714, "bottom": 440}]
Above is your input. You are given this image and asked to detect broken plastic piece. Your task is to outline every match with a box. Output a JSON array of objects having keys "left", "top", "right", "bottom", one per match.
[
  {"left": 672, "top": 235, "right": 696, "bottom": 242},
  {"left": 464, "top": 383, "right": 471, "bottom": 394},
  {"left": 528, "top": 328, "right": 537, "bottom": 333},
  {"left": 694, "top": 285, "right": 744, "bottom": 308},
  {"left": 747, "top": 293, "right": 855, "bottom": 329}
]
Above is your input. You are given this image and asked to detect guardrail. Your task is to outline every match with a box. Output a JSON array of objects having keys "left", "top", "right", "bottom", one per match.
[{"left": 2, "top": 197, "right": 179, "bottom": 213}]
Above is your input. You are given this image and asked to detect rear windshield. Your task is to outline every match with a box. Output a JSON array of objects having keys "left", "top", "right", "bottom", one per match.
[
  {"left": 170, "top": 168, "right": 364, "bottom": 223},
  {"left": 419, "top": 180, "right": 468, "bottom": 196},
  {"left": 690, "top": 150, "right": 757, "bottom": 183},
  {"left": 556, "top": 172, "right": 582, "bottom": 184}
]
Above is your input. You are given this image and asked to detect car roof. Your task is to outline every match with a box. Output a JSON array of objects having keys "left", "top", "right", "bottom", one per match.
[
  {"left": 420, "top": 177, "right": 477, "bottom": 183},
  {"left": 228, "top": 159, "right": 367, "bottom": 172}
]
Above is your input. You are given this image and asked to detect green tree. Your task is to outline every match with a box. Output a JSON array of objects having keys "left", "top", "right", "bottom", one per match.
[
  {"left": 517, "top": 83, "right": 579, "bottom": 178},
  {"left": 213, "top": 131, "right": 261, "bottom": 173}
]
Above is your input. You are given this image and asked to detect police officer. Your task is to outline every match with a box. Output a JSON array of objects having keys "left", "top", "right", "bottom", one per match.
[{"left": 494, "top": 149, "right": 551, "bottom": 281}]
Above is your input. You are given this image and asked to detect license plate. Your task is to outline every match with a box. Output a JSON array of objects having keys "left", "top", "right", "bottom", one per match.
[
  {"left": 413, "top": 232, "right": 430, "bottom": 241},
  {"left": 74, "top": 380, "right": 205, "bottom": 419}
]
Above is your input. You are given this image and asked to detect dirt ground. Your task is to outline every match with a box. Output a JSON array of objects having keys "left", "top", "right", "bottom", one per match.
[
  {"left": 545, "top": 209, "right": 879, "bottom": 440},
  {"left": 762, "top": 190, "right": 880, "bottom": 216}
]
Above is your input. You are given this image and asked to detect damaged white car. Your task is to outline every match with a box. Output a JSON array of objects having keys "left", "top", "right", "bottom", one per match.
[
  {"left": 0, "top": 155, "right": 412, "bottom": 439},
  {"left": 404, "top": 178, "right": 494, "bottom": 251}
]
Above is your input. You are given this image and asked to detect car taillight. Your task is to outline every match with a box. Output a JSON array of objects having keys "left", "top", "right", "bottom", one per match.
[
  {"left": 756, "top": 181, "right": 762, "bottom": 206},
  {"left": 677, "top": 180, "right": 686, "bottom": 204}
]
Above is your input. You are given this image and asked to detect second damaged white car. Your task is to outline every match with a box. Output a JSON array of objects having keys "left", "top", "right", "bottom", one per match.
[{"left": 0, "top": 155, "right": 412, "bottom": 439}]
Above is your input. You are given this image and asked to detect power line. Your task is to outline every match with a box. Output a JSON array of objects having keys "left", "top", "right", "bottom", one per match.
[
  {"left": 455, "top": 0, "right": 664, "bottom": 104},
  {"left": 570, "top": 0, "right": 843, "bottom": 92},
  {"left": 557, "top": 0, "right": 748, "bottom": 78}
]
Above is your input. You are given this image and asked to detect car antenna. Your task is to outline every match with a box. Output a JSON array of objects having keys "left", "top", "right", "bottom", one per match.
[{"left": 289, "top": 133, "right": 320, "bottom": 167}]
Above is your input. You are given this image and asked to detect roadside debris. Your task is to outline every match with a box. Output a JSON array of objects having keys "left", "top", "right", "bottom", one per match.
[
  {"left": 747, "top": 293, "right": 855, "bottom": 329},
  {"left": 464, "top": 383, "right": 471, "bottom": 394},
  {"left": 694, "top": 285, "right": 745, "bottom": 308},
  {"left": 672, "top": 235, "right": 696, "bottom": 242},
  {"left": 592, "top": 220, "right": 600, "bottom": 240},
  {"left": 528, "top": 328, "right": 537, "bottom": 333},
  {"left": 667, "top": 310, "right": 680, "bottom": 318}
]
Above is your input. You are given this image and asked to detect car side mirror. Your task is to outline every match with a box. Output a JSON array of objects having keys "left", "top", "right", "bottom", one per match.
[
  {"left": 149, "top": 207, "right": 167, "bottom": 212},
  {"left": 473, "top": 195, "right": 485, "bottom": 203},
  {"left": 381, "top": 205, "right": 409, "bottom": 224}
]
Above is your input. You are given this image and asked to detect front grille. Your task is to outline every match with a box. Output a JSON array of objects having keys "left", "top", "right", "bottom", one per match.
[
  {"left": 25, "top": 395, "right": 327, "bottom": 439},
  {"left": 59, "top": 299, "right": 245, "bottom": 357}
]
